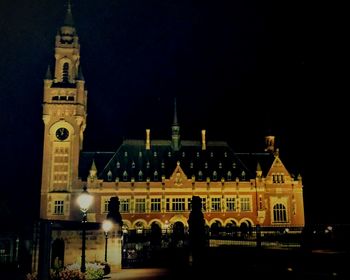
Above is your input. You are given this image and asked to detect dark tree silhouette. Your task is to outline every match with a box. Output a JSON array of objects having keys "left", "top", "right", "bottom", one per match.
[
  {"left": 107, "top": 196, "right": 123, "bottom": 226},
  {"left": 188, "top": 196, "right": 206, "bottom": 266}
]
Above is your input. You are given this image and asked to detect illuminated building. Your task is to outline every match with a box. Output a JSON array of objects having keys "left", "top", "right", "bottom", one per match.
[{"left": 40, "top": 4, "right": 305, "bottom": 239}]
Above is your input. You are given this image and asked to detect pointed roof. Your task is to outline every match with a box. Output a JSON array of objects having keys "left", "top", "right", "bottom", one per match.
[
  {"left": 77, "top": 65, "right": 85, "bottom": 81},
  {"left": 256, "top": 161, "right": 262, "bottom": 171},
  {"left": 267, "top": 156, "right": 291, "bottom": 177},
  {"left": 173, "top": 98, "right": 178, "bottom": 125},
  {"left": 90, "top": 160, "right": 97, "bottom": 171},
  {"left": 45, "top": 65, "right": 52, "bottom": 80},
  {"left": 63, "top": 0, "right": 74, "bottom": 27}
]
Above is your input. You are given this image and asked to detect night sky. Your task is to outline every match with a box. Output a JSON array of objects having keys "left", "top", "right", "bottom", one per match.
[{"left": 0, "top": 0, "right": 347, "bottom": 227}]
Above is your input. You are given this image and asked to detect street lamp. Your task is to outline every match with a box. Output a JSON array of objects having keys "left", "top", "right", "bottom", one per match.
[
  {"left": 77, "top": 186, "right": 93, "bottom": 273},
  {"left": 102, "top": 220, "right": 113, "bottom": 262}
]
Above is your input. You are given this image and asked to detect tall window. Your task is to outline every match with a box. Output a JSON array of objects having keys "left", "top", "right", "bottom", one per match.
[
  {"left": 227, "top": 171, "right": 232, "bottom": 181},
  {"left": 52, "top": 145, "right": 69, "bottom": 190},
  {"left": 119, "top": 199, "right": 129, "bottom": 213},
  {"left": 198, "top": 171, "right": 203, "bottom": 181},
  {"left": 135, "top": 198, "right": 146, "bottom": 213},
  {"left": 201, "top": 197, "right": 207, "bottom": 212},
  {"left": 211, "top": 197, "right": 221, "bottom": 211},
  {"left": 240, "top": 197, "right": 251, "bottom": 211},
  {"left": 103, "top": 198, "right": 110, "bottom": 213},
  {"left": 138, "top": 170, "right": 143, "bottom": 181},
  {"left": 171, "top": 198, "right": 185, "bottom": 211},
  {"left": 273, "top": 203, "right": 287, "bottom": 222},
  {"left": 62, "top": 63, "right": 69, "bottom": 83},
  {"left": 226, "top": 197, "right": 236, "bottom": 211},
  {"left": 154, "top": 170, "right": 158, "bottom": 181},
  {"left": 213, "top": 171, "right": 217, "bottom": 181},
  {"left": 123, "top": 171, "right": 128, "bottom": 181},
  {"left": 54, "top": 200, "right": 64, "bottom": 215},
  {"left": 151, "top": 198, "right": 161, "bottom": 212}
]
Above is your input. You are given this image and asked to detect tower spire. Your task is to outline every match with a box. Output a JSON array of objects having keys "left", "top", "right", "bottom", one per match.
[
  {"left": 171, "top": 98, "right": 180, "bottom": 151},
  {"left": 64, "top": 0, "right": 74, "bottom": 27},
  {"left": 173, "top": 98, "right": 178, "bottom": 125}
]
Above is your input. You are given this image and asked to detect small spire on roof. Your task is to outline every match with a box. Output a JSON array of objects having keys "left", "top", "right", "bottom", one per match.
[
  {"left": 64, "top": 0, "right": 75, "bottom": 27},
  {"left": 45, "top": 65, "right": 52, "bottom": 80},
  {"left": 173, "top": 98, "right": 178, "bottom": 125},
  {"left": 256, "top": 162, "right": 262, "bottom": 178},
  {"left": 89, "top": 160, "right": 97, "bottom": 179},
  {"left": 77, "top": 65, "right": 84, "bottom": 81}
]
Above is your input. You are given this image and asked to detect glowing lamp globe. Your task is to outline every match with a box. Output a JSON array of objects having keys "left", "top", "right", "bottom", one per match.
[
  {"left": 102, "top": 220, "right": 113, "bottom": 233},
  {"left": 77, "top": 188, "right": 93, "bottom": 212}
]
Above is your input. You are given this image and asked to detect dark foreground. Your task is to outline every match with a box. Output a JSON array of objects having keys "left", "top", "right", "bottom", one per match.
[{"left": 1, "top": 247, "right": 349, "bottom": 280}]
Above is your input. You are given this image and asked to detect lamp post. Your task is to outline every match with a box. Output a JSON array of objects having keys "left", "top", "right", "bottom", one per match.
[
  {"left": 77, "top": 186, "right": 93, "bottom": 273},
  {"left": 102, "top": 220, "right": 113, "bottom": 262}
]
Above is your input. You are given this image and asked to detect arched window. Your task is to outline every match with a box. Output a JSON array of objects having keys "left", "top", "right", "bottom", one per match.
[
  {"left": 123, "top": 171, "right": 128, "bottom": 181},
  {"left": 107, "top": 170, "right": 112, "bottom": 181},
  {"left": 273, "top": 203, "right": 287, "bottom": 223},
  {"left": 138, "top": 170, "right": 143, "bottom": 181},
  {"left": 62, "top": 63, "right": 69, "bottom": 83},
  {"left": 116, "top": 161, "right": 120, "bottom": 169},
  {"left": 227, "top": 171, "right": 232, "bottom": 181},
  {"left": 154, "top": 170, "right": 158, "bottom": 181},
  {"left": 131, "top": 161, "right": 135, "bottom": 168},
  {"left": 212, "top": 171, "right": 217, "bottom": 181},
  {"left": 198, "top": 170, "right": 203, "bottom": 181}
]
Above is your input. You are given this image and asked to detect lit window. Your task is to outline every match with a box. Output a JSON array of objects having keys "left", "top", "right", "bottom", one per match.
[
  {"left": 232, "top": 162, "right": 236, "bottom": 169},
  {"left": 219, "top": 162, "right": 222, "bottom": 169},
  {"left": 131, "top": 161, "right": 135, "bottom": 168},
  {"left": 146, "top": 161, "right": 150, "bottom": 168},
  {"left": 54, "top": 200, "right": 64, "bottom": 215},
  {"left": 198, "top": 171, "right": 203, "bottom": 181},
  {"left": 107, "top": 170, "right": 112, "bottom": 181},
  {"left": 168, "top": 152, "right": 171, "bottom": 157},
  {"left": 182, "top": 152, "right": 185, "bottom": 157},
  {"left": 226, "top": 197, "right": 236, "bottom": 211},
  {"left": 124, "top": 151, "right": 128, "bottom": 157},
  {"left": 211, "top": 197, "right": 221, "bottom": 211},
  {"left": 135, "top": 198, "right": 146, "bottom": 213},
  {"left": 205, "top": 162, "right": 208, "bottom": 169},
  {"left": 210, "top": 152, "right": 214, "bottom": 157},
  {"left": 190, "top": 162, "right": 194, "bottom": 169},
  {"left": 161, "top": 162, "right": 165, "bottom": 169},
  {"left": 138, "top": 170, "right": 143, "bottom": 181},
  {"left": 154, "top": 170, "right": 158, "bottom": 181},
  {"left": 171, "top": 198, "right": 185, "bottom": 211},
  {"left": 240, "top": 197, "right": 251, "bottom": 211},
  {"left": 116, "top": 161, "right": 120, "bottom": 168},
  {"left": 213, "top": 171, "right": 217, "bottom": 181},
  {"left": 119, "top": 199, "right": 129, "bottom": 213},
  {"left": 103, "top": 198, "right": 110, "bottom": 213},
  {"left": 123, "top": 171, "right": 128, "bottom": 181},
  {"left": 153, "top": 152, "right": 157, "bottom": 157},
  {"left": 151, "top": 198, "right": 161, "bottom": 212},
  {"left": 241, "top": 170, "right": 246, "bottom": 180},
  {"left": 273, "top": 203, "right": 287, "bottom": 223},
  {"left": 224, "top": 152, "right": 228, "bottom": 158},
  {"left": 227, "top": 171, "right": 232, "bottom": 181}
]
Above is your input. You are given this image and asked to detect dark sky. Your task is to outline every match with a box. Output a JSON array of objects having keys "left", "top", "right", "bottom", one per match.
[{"left": 0, "top": 0, "right": 347, "bottom": 227}]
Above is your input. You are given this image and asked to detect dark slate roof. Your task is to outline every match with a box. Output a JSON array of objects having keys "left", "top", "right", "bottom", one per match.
[
  {"left": 236, "top": 152, "right": 275, "bottom": 177},
  {"left": 79, "top": 140, "right": 274, "bottom": 182}
]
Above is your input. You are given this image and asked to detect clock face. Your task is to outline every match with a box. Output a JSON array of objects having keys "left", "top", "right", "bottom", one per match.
[{"left": 56, "top": 127, "right": 69, "bottom": 141}]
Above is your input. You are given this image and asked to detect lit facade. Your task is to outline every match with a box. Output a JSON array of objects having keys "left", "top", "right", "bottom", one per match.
[{"left": 40, "top": 7, "right": 305, "bottom": 237}]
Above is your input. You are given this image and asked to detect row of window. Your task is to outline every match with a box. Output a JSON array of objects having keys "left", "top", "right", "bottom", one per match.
[
  {"left": 107, "top": 170, "right": 245, "bottom": 182},
  {"left": 120, "top": 151, "right": 231, "bottom": 159},
  {"left": 102, "top": 196, "right": 252, "bottom": 214},
  {"left": 52, "top": 96, "right": 74, "bottom": 101},
  {"left": 52, "top": 145, "right": 70, "bottom": 188},
  {"left": 272, "top": 173, "right": 285, "bottom": 183},
  {"left": 51, "top": 200, "right": 288, "bottom": 223},
  {"left": 114, "top": 160, "right": 237, "bottom": 170}
]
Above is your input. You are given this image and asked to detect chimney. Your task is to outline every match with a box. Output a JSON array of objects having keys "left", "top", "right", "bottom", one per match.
[
  {"left": 145, "top": 129, "right": 151, "bottom": 150},
  {"left": 264, "top": 135, "right": 275, "bottom": 153},
  {"left": 201, "top": 130, "right": 206, "bottom": 150}
]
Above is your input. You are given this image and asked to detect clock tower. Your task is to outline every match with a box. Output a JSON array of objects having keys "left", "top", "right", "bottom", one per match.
[{"left": 40, "top": 3, "right": 87, "bottom": 220}]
